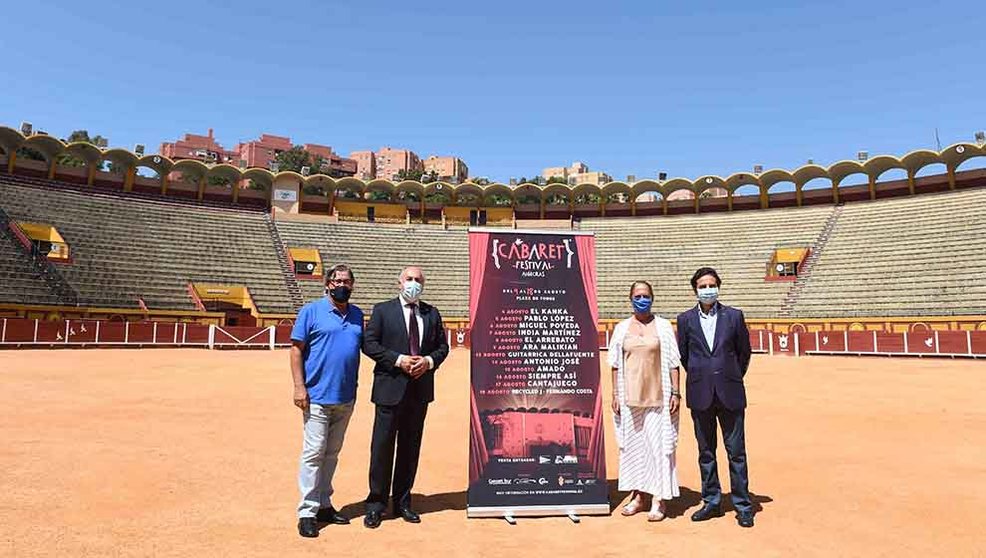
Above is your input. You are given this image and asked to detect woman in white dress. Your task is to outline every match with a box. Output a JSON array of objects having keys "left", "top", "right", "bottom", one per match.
[{"left": 608, "top": 281, "right": 682, "bottom": 521}]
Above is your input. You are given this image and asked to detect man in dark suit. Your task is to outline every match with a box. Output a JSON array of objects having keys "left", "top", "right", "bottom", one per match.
[
  {"left": 676, "top": 267, "right": 755, "bottom": 528},
  {"left": 362, "top": 266, "right": 449, "bottom": 529}
]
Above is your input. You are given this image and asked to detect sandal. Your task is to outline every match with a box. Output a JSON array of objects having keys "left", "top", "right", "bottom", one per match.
[
  {"left": 621, "top": 493, "right": 644, "bottom": 516},
  {"left": 647, "top": 501, "right": 666, "bottom": 522}
]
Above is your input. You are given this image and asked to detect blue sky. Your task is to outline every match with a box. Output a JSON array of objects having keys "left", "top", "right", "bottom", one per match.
[{"left": 1, "top": 0, "right": 983, "bottom": 182}]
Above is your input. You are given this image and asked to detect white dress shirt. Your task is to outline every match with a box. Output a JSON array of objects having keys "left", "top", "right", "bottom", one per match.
[
  {"left": 396, "top": 294, "right": 434, "bottom": 370},
  {"left": 698, "top": 302, "right": 719, "bottom": 351}
]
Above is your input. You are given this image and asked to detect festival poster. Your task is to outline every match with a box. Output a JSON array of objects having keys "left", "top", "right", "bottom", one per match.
[{"left": 467, "top": 229, "right": 608, "bottom": 517}]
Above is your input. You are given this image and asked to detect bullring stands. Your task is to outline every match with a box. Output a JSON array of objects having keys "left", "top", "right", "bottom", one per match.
[
  {"left": 0, "top": 175, "right": 294, "bottom": 313},
  {"left": 791, "top": 188, "right": 986, "bottom": 317},
  {"left": 275, "top": 219, "right": 470, "bottom": 317},
  {"left": 0, "top": 224, "right": 61, "bottom": 306},
  {"left": 580, "top": 206, "right": 835, "bottom": 319},
  {"left": 3, "top": 172, "right": 985, "bottom": 322}
]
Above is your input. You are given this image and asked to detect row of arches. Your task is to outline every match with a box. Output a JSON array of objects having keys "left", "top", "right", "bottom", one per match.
[{"left": 2, "top": 126, "right": 985, "bottom": 209}]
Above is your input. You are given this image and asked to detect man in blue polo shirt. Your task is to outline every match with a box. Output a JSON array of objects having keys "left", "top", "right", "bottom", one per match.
[{"left": 290, "top": 263, "right": 363, "bottom": 538}]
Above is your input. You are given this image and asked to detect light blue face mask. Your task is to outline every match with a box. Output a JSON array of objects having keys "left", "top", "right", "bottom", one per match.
[
  {"left": 631, "top": 295, "right": 652, "bottom": 313},
  {"left": 402, "top": 280, "right": 423, "bottom": 302},
  {"left": 697, "top": 286, "right": 719, "bottom": 304}
]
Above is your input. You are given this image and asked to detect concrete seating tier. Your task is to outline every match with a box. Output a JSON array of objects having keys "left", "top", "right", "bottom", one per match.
[
  {"left": 0, "top": 179, "right": 294, "bottom": 313},
  {"left": 275, "top": 220, "right": 470, "bottom": 317},
  {"left": 792, "top": 188, "right": 986, "bottom": 317},
  {"left": 581, "top": 206, "right": 834, "bottom": 318},
  {"left": 0, "top": 229, "right": 60, "bottom": 305}
]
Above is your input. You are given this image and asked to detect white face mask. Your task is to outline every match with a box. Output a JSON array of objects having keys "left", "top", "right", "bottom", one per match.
[
  {"left": 697, "top": 286, "right": 719, "bottom": 304},
  {"left": 402, "top": 280, "right": 423, "bottom": 302}
]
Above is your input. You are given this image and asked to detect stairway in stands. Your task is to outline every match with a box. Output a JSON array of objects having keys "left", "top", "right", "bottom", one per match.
[
  {"left": 0, "top": 205, "right": 79, "bottom": 306},
  {"left": 264, "top": 213, "right": 306, "bottom": 312},
  {"left": 779, "top": 204, "right": 844, "bottom": 316}
]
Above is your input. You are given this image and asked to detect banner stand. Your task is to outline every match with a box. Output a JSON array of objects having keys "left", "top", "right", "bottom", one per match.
[
  {"left": 467, "top": 504, "right": 610, "bottom": 522},
  {"left": 466, "top": 228, "right": 608, "bottom": 521}
]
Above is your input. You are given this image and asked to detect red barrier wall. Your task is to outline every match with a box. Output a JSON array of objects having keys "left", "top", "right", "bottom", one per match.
[
  {"left": 782, "top": 330, "right": 984, "bottom": 358},
  {"left": 2, "top": 317, "right": 984, "bottom": 358},
  {"left": 0, "top": 318, "right": 293, "bottom": 349}
]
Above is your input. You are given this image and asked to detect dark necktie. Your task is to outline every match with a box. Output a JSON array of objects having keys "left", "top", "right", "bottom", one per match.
[{"left": 407, "top": 303, "right": 420, "bottom": 356}]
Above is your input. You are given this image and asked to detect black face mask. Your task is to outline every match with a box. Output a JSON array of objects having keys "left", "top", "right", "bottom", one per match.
[{"left": 328, "top": 286, "right": 352, "bottom": 303}]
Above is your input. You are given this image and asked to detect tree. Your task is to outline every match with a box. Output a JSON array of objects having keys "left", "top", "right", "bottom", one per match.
[
  {"left": 472, "top": 177, "right": 491, "bottom": 186},
  {"left": 302, "top": 184, "right": 327, "bottom": 196},
  {"left": 546, "top": 193, "right": 570, "bottom": 206},
  {"left": 606, "top": 192, "right": 629, "bottom": 204},
  {"left": 396, "top": 168, "right": 426, "bottom": 182},
  {"left": 16, "top": 147, "right": 46, "bottom": 162},
  {"left": 516, "top": 193, "right": 541, "bottom": 205},
  {"left": 367, "top": 190, "right": 391, "bottom": 202},
  {"left": 546, "top": 175, "right": 568, "bottom": 185},
  {"left": 424, "top": 192, "right": 451, "bottom": 203},
  {"left": 488, "top": 193, "right": 512, "bottom": 206},
  {"left": 455, "top": 193, "right": 481, "bottom": 206},
  {"left": 576, "top": 192, "right": 601, "bottom": 205},
  {"left": 58, "top": 130, "right": 108, "bottom": 167},
  {"left": 273, "top": 145, "right": 329, "bottom": 176},
  {"left": 396, "top": 190, "right": 420, "bottom": 202},
  {"left": 208, "top": 175, "right": 232, "bottom": 188}
]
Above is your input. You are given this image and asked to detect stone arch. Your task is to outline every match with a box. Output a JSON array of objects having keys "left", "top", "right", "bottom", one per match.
[
  {"left": 572, "top": 183, "right": 602, "bottom": 205},
  {"left": 601, "top": 182, "right": 632, "bottom": 204},
  {"left": 513, "top": 183, "right": 543, "bottom": 205},
  {"left": 136, "top": 154, "right": 173, "bottom": 179},
  {"left": 303, "top": 175, "right": 335, "bottom": 197},
  {"left": 660, "top": 178, "right": 694, "bottom": 201},
  {"left": 333, "top": 177, "right": 366, "bottom": 200},
  {"left": 171, "top": 159, "right": 208, "bottom": 183},
  {"left": 423, "top": 181, "right": 453, "bottom": 203},
  {"left": 395, "top": 180, "right": 424, "bottom": 202},
  {"left": 99, "top": 148, "right": 138, "bottom": 176},
  {"left": 452, "top": 183, "right": 484, "bottom": 206},
  {"left": 242, "top": 168, "right": 274, "bottom": 196},
  {"left": 366, "top": 179, "right": 396, "bottom": 202},
  {"left": 542, "top": 183, "right": 573, "bottom": 206},
  {"left": 482, "top": 183, "right": 515, "bottom": 206},
  {"left": 693, "top": 175, "right": 727, "bottom": 196}
]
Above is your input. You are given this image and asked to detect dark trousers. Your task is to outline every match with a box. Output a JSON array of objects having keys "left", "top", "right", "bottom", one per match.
[
  {"left": 691, "top": 396, "right": 752, "bottom": 513},
  {"left": 366, "top": 395, "right": 428, "bottom": 513}
]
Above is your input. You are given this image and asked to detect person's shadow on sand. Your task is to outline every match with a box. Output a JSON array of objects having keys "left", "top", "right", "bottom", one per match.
[
  {"left": 608, "top": 479, "right": 773, "bottom": 518},
  {"left": 324, "top": 483, "right": 770, "bottom": 529},
  {"left": 333, "top": 490, "right": 467, "bottom": 526}
]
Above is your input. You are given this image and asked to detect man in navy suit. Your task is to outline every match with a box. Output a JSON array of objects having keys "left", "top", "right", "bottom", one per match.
[{"left": 676, "top": 267, "right": 755, "bottom": 528}]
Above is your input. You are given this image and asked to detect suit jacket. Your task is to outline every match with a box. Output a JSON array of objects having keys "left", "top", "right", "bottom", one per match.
[
  {"left": 362, "top": 297, "right": 450, "bottom": 406},
  {"left": 676, "top": 303, "right": 752, "bottom": 411}
]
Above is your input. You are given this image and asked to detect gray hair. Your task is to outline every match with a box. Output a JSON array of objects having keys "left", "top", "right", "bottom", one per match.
[{"left": 398, "top": 266, "right": 425, "bottom": 282}]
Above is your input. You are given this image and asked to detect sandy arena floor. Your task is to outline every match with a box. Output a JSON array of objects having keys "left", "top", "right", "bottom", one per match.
[{"left": 1, "top": 349, "right": 983, "bottom": 557}]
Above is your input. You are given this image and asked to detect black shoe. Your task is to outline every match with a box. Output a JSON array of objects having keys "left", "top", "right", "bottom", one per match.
[
  {"left": 298, "top": 517, "right": 318, "bottom": 538},
  {"left": 690, "top": 503, "right": 724, "bottom": 522},
  {"left": 316, "top": 507, "right": 350, "bottom": 525},
  {"left": 397, "top": 507, "right": 421, "bottom": 523},
  {"left": 363, "top": 510, "right": 383, "bottom": 529},
  {"left": 737, "top": 511, "right": 755, "bottom": 528}
]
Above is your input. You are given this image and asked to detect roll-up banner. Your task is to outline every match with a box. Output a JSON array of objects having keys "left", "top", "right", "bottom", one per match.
[{"left": 467, "top": 229, "right": 609, "bottom": 518}]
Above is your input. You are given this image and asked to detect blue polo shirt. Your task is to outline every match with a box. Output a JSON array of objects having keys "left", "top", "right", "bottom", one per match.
[{"left": 291, "top": 298, "right": 364, "bottom": 405}]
